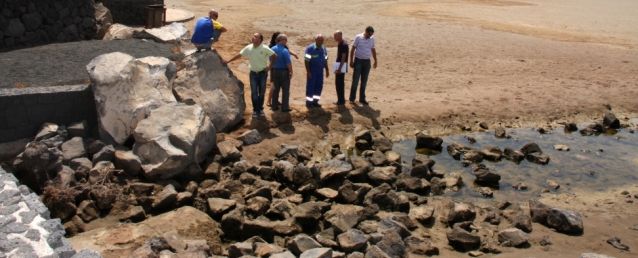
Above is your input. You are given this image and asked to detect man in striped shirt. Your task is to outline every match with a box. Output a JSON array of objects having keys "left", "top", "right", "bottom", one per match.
[{"left": 349, "top": 26, "right": 377, "bottom": 105}]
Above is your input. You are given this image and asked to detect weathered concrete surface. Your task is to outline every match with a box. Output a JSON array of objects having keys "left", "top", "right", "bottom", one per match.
[
  {"left": 69, "top": 206, "right": 222, "bottom": 258},
  {"left": 0, "top": 167, "right": 98, "bottom": 258}
]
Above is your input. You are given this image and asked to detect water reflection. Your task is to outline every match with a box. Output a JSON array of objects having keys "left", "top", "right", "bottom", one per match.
[{"left": 392, "top": 124, "right": 638, "bottom": 201}]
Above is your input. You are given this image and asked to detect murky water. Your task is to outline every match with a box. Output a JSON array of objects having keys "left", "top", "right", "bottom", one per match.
[{"left": 392, "top": 121, "right": 638, "bottom": 202}]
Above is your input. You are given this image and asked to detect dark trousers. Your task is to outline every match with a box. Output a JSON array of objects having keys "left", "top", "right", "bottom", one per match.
[
  {"left": 306, "top": 70, "right": 324, "bottom": 103},
  {"left": 271, "top": 69, "right": 290, "bottom": 110},
  {"left": 249, "top": 70, "right": 268, "bottom": 112},
  {"left": 350, "top": 58, "right": 371, "bottom": 102},
  {"left": 335, "top": 73, "right": 346, "bottom": 104}
]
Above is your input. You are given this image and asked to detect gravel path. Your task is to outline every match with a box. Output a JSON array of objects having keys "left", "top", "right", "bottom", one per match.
[
  {"left": 0, "top": 167, "right": 101, "bottom": 258},
  {"left": 0, "top": 39, "right": 176, "bottom": 89}
]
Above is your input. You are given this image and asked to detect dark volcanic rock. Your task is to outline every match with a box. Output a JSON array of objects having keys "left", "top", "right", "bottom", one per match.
[
  {"left": 503, "top": 148, "right": 525, "bottom": 163},
  {"left": 480, "top": 147, "right": 502, "bottom": 162},
  {"left": 318, "top": 159, "right": 353, "bottom": 182},
  {"left": 324, "top": 204, "right": 366, "bottom": 233},
  {"left": 472, "top": 166, "right": 501, "bottom": 186},
  {"left": 410, "top": 154, "right": 435, "bottom": 179},
  {"left": 287, "top": 234, "right": 323, "bottom": 256},
  {"left": 368, "top": 166, "right": 398, "bottom": 184},
  {"left": 494, "top": 127, "right": 507, "bottom": 138},
  {"left": 546, "top": 208, "right": 584, "bottom": 235},
  {"left": 497, "top": 228, "right": 529, "bottom": 247},
  {"left": 564, "top": 123, "right": 578, "bottom": 133},
  {"left": 529, "top": 200, "right": 552, "bottom": 223},
  {"left": 377, "top": 218, "right": 411, "bottom": 239},
  {"left": 526, "top": 152, "right": 550, "bottom": 165},
  {"left": 394, "top": 176, "right": 431, "bottom": 195},
  {"left": 405, "top": 236, "right": 439, "bottom": 256},
  {"left": 13, "top": 141, "right": 63, "bottom": 191},
  {"left": 462, "top": 150, "right": 484, "bottom": 164},
  {"left": 446, "top": 202, "right": 476, "bottom": 226},
  {"left": 375, "top": 230, "right": 406, "bottom": 258},
  {"left": 520, "top": 143, "right": 542, "bottom": 155},
  {"left": 415, "top": 131, "right": 443, "bottom": 150},
  {"left": 409, "top": 205, "right": 435, "bottom": 225},
  {"left": 603, "top": 111, "right": 620, "bottom": 129},
  {"left": 447, "top": 143, "right": 469, "bottom": 160},
  {"left": 529, "top": 200, "right": 583, "bottom": 235},
  {"left": 447, "top": 224, "right": 481, "bottom": 251},
  {"left": 337, "top": 229, "right": 369, "bottom": 252},
  {"left": 338, "top": 182, "right": 372, "bottom": 205},
  {"left": 580, "top": 123, "right": 604, "bottom": 136}
]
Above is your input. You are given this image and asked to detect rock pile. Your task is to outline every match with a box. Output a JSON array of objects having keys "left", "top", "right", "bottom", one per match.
[
  {"left": 580, "top": 111, "right": 623, "bottom": 136},
  {"left": 5, "top": 118, "right": 597, "bottom": 257}
]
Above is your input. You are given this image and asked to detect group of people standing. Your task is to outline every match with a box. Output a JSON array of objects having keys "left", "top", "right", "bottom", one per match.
[{"left": 191, "top": 9, "right": 377, "bottom": 118}]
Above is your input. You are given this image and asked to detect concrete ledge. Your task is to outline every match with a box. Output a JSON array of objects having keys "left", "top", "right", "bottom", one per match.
[{"left": 0, "top": 85, "right": 97, "bottom": 143}]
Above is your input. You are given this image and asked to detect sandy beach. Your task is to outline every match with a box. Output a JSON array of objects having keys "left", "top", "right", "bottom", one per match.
[{"left": 167, "top": 0, "right": 638, "bottom": 130}]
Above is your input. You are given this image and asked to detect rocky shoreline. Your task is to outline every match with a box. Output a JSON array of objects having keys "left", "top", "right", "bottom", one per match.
[{"left": 2, "top": 107, "right": 636, "bottom": 257}]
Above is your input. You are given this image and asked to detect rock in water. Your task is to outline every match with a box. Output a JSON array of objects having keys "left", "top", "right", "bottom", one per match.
[
  {"left": 133, "top": 103, "right": 216, "bottom": 179},
  {"left": 564, "top": 123, "right": 578, "bottom": 133},
  {"left": 603, "top": 111, "right": 620, "bottom": 129},
  {"left": 494, "top": 127, "right": 507, "bottom": 138},
  {"left": 415, "top": 131, "right": 443, "bottom": 150},
  {"left": 173, "top": 51, "right": 246, "bottom": 132},
  {"left": 87, "top": 52, "right": 177, "bottom": 144}
]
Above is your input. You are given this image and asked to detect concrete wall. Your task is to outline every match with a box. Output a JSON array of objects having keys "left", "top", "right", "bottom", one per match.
[
  {"left": 0, "top": 0, "right": 97, "bottom": 51},
  {"left": 0, "top": 85, "right": 97, "bottom": 143},
  {"left": 103, "top": 0, "right": 164, "bottom": 26}
]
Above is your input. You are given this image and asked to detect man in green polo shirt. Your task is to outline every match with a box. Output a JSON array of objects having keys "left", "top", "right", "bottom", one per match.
[{"left": 225, "top": 33, "right": 276, "bottom": 117}]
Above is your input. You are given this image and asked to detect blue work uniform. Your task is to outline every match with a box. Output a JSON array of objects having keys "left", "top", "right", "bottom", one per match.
[
  {"left": 191, "top": 17, "right": 221, "bottom": 49},
  {"left": 191, "top": 17, "right": 214, "bottom": 45},
  {"left": 304, "top": 43, "right": 328, "bottom": 103}
]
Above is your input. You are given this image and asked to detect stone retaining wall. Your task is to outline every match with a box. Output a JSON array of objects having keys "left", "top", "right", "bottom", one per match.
[
  {"left": 0, "top": 85, "right": 98, "bottom": 143},
  {"left": 0, "top": 0, "right": 97, "bottom": 51},
  {"left": 0, "top": 167, "right": 100, "bottom": 258},
  {"left": 103, "top": 0, "right": 164, "bottom": 26}
]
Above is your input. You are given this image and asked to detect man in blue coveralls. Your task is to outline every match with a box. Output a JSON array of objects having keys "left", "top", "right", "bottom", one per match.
[
  {"left": 191, "top": 9, "right": 227, "bottom": 51},
  {"left": 304, "top": 34, "right": 330, "bottom": 108}
]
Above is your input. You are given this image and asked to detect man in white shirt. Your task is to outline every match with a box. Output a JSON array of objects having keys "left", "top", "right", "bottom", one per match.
[{"left": 349, "top": 26, "right": 377, "bottom": 105}]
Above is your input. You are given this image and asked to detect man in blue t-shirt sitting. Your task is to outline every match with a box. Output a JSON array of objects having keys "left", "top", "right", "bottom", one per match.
[{"left": 191, "top": 9, "right": 228, "bottom": 51}]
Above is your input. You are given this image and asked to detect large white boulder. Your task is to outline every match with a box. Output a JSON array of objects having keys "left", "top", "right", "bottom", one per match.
[
  {"left": 87, "top": 52, "right": 177, "bottom": 144},
  {"left": 102, "top": 23, "right": 142, "bottom": 40},
  {"left": 133, "top": 102, "right": 216, "bottom": 179},
  {"left": 173, "top": 51, "right": 245, "bottom": 132},
  {"left": 134, "top": 22, "right": 189, "bottom": 43}
]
